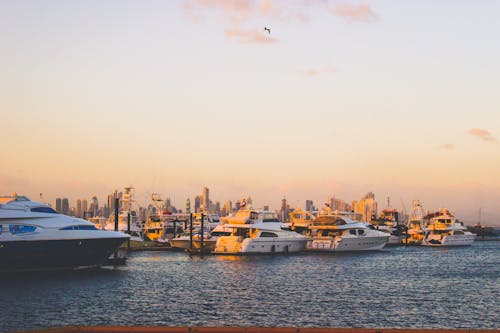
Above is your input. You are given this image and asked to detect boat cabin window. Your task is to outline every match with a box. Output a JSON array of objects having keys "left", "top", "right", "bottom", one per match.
[
  {"left": 60, "top": 225, "right": 98, "bottom": 231},
  {"left": 349, "top": 229, "right": 357, "bottom": 235},
  {"left": 260, "top": 231, "right": 278, "bottom": 237},
  {"left": 250, "top": 212, "right": 259, "bottom": 220},
  {"left": 30, "top": 206, "right": 58, "bottom": 214},
  {"left": 453, "top": 230, "right": 464, "bottom": 235},
  {"left": 234, "top": 228, "right": 250, "bottom": 238},
  {"left": 358, "top": 229, "right": 365, "bottom": 236},
  {"left": 211, "top": 231, "right": 231, "bottom": 237},
  {"left": 9, "top": 225, "right": 37, "bottom": 234},
  {"left": 320, "top": 229, "right": 339, "bottom": 237}
]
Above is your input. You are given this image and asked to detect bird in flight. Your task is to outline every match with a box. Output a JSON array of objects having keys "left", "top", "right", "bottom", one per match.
[{"left": 264, "top": 27, "right": 271, "bottom": 34}]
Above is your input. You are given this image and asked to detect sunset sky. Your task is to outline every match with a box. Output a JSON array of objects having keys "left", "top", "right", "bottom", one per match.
[{"left": 1, "top": 0, "right": 499, "bottom": 224}]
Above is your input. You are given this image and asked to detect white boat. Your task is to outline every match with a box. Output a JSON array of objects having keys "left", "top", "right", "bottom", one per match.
[
  {"left": 213, "top": 210, "right": 308, "bottom": 254},
  {"left": 296, "top": 208, "right": 389, "bottom": 252},
  {"left": 104, "top": 186, "right": 144, "bottom": 242},
  {"left": 370, "top": 209, "right": 406, "bottom": 245},
  {"left": 0, "top": 194, "right": 129, "bottom": 271},
  {"left": 422, "top": 209, "right": 476, "bottom": 246}
]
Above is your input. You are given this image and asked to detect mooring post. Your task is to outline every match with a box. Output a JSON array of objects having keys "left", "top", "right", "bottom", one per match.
[
  {"left": 127, "top": 212, "right": 131, "bottom": 250},
  {"left": 189, "top": 213, "right": 193, "bottom": 250},
  {"left": 114, "top": 197, "right": 119, "bottom": 232},
  {"left": 200, "top": 213, "right": 204, "bottom": 252},
  {"left": 114, "top": 196, "right": 119, "bottom": 258}
]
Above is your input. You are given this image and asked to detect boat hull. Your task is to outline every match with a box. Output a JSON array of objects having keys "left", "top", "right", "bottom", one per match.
[
  {"left": 213, "top": 237, "right": 308, "bottom": 254},
  {"left": 306, "top": 235, "right": 389, "bottom": 252},
  {"left": 0, "top": 237, "right": 127, "bottom": 271},
  {"left": 423, "top": 234, "right": 476, "bottom": 246}
]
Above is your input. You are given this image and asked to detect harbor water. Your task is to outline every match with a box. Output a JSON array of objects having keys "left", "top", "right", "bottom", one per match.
[{"left": 1, "top": 241, "right": 498, "bottom": 332}]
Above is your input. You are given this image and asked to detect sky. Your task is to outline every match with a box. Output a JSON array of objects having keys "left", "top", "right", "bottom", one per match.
[{"left": 1, "top": 0, "right": 499, "bottom": 225}]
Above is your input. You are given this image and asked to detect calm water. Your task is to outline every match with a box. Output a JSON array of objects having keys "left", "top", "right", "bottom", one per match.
[{"left": 1, "top": 242, "right": 498, "bottom": 332}]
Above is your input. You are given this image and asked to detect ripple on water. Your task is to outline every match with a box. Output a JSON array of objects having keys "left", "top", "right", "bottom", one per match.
[{"left": 0, "top": 242, "right": 498, "bottom": 331}]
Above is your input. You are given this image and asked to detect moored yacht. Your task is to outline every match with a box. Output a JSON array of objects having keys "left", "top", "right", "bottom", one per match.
[
  {"left": 0, "top": 194, "right": 129, "bottom": 271},
  {"left": 169, "top": 213, "right": 229, "bottom": 250},
  {"left": 406, "top": 200, "right": 426, "bottom": 245},
  {"left": 213, "top": 210, "right": 308, "bottom": 254},
  {"left": 422, "top": 209, "right": 476, "bottom": 246},
  {"left": 295, "top": 208, "right": 389, "bottom": 252}
]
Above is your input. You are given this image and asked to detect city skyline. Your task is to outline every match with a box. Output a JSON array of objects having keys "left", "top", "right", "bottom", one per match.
[{"left": 1, "top": 1, "right": 499, "bottom": 225}]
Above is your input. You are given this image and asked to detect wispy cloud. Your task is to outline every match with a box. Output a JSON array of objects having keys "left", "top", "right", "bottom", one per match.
[
  {"left": 297, "top": 66, "right": 336, "bottom": 77},
  {"left": 468, "top": 128, "right": 496, "bottom": 142},
  {"left": 225, "top": 28, "right": 278, "bottom": 44},
  {"left": 439, "top": 144, "right": 455, "bottom": 150},
  {"left": 183, "top": 0, "right": 377, "bottom": 41},
  {"left": 331, "top": 2, "right": 376, "bottom": 21}
]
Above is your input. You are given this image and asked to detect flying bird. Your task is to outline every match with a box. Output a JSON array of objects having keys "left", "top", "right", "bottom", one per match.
[{"left": 264, "top": 27, "right": 271, "bottom": 34}]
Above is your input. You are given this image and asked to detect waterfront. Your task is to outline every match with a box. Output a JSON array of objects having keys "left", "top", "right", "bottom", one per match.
[{"left": 1, "top": 242, "right": 498, "bottom": 332}]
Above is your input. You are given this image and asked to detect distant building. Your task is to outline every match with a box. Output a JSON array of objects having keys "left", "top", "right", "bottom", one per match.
[
  {"left": 62, "top": 198, "right": 69, "bottom": 215},
  {"left": 82, "top": 200, "right": 88, "bottom": 218},
  {"left": 185, "top": 198, "right": 191, "bottom": 213},
  {"left": 352, "top": 192, "right": 378, "bottom": 222},
  {"left": 76, "top": 199, "right": 82, "bottom": 218},
  {"left": 90, "top": 196, "right": 99, "bottom": 218},
  {"left": 194, "top": 195, "right": 201, "bottom": 213},
  {"left": 234, "top": 200, "right": 241, "bottom": 211},
  {"left": 55, "top": 198, "right": 62, "bottom": 213},
  {"left": 328, "top": 196, "right": 351, "bottom": 212},
  {"left": 202, "top": 187, "right": 209, "bottom": 211},
  {"left": 224, "top": 200, "right": 232, "bottom": 216},
  {"left": 305, "top": 200, "right": 314, "bottom": 212},
  {"left": 280, "top": 197, "right": 290, "bottom": 221},
  {"left": 263, "top": 205, "right": 269, "bottom": 211}
]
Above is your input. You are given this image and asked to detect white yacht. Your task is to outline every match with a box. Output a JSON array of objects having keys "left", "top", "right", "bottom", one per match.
[
  {"left": 406, "top": 200, "right": 426, "bottom": 245},
  {"left": 295, "top": 208, "right": 389, "bottom": 252},
  {"left": 0, "top": 194, "right": 129, "bottom": 271},
  {"left": 422, "top": 209, "right": 476, "bottom": 246},
  {"left": 213, "top": 210, "right": 308, "bottom": 254}
]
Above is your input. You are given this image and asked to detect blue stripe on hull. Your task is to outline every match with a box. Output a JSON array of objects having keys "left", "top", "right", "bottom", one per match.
[{"left": 0, "top": 238, "right": 127, "bottom": 271}]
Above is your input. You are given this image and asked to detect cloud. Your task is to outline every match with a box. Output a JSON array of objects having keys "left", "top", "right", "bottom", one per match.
[
  {"left": 297, "top": 66, "right": 335, "bottom": 77},
  {"left": 468, "top": 128, "right": 496, "bottom": 142},
  {"left": 183, "top": 1, "right": 377, "bottom": 41},
  {"left": 440, "top": 144, "right": 455, "bottom": 150},
  {"left": 331, "top": 2, "right": 376, "bottom": 21},
  {"left": 225, "top": 28, "right": 278, "bottom": 44}
]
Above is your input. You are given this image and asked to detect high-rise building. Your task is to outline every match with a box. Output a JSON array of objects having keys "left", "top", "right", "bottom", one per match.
[
  {"left": 62, "top": 198, "right": 69, "bottom": 215},
  {"left": 55, "top": 198, "right": 62, "bottom": 213},
  {"left": 263, "top": 205, "right": 269, "bottom": 211},
  {"left": 352, "top": 192, "right": 378, "bottom": 222},
  {"left": 82, "top": 200, "right": 88, "bottom": 217},
  {"left": 224, "top": 200, "right": 232, "bottom": 216},
  {"left": 234, "top": 200, "right": 241, "bottom": 211},
  {"left": 305, "top": 200, "right": 314, "bottom": 212},
  {"left": 185, "top": 198, "right": 191, "bottom": 213},
  {"left": 76, "top": 199, "right": 82, "bottom": 218},
  {"left": 280, "top": 197, "right": 290, "bottom": 221},
  {"left": 215, "top": 201, "right": 221, "bottom": 215},
  {"left": 90, "top": 196, "right": 99, "bottom": 218},
  {"left": 194, "top": 195, "right": 201, "bottom": 213},
  {"left": 202, "top": 187, "right": 209, "bottom": 210}
]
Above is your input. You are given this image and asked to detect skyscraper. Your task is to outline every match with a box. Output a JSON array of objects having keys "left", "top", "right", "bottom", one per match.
[
  {"left": 305, "top": 200, "right": 314, "bottom": 212},
  {"left": 82, "top": 200, "right": 88, "bottom": 217},
  {"left": 194, "top": 195, "right": 201, "bottom": 213},
  {"left": 352, "top": 192, "right": 378, "bottom": 222},
  {"left": 76, "top": 199, "right": 82, "bottom": 218},
  {"left": 202, "top": 187, "right": 209, "bottom": 210},
  {"left": 55, "top": 198, "right": 62, "bottom": 213},
  {"left": 185, "top": 198, "right": 191, "bottom": 213},
  {"left": 62, "top": 198, "right": 69, "bottom": 215},
  {"left": 224, "top": 200, "right": 232, "bottom": 216}
]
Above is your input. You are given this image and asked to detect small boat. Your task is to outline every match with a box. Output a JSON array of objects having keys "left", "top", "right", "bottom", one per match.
[
  {"left": 213, "top": 210, "right": 308, "bottom": 254},
  {"left": 422, "top": 209, "right": 476, "bottom": 246},
  {"left": 168, "top": 213, "right": 226, "bottom": 250},
  {"left": 0, "top": 194, "right": 129, "bottom": 271}
]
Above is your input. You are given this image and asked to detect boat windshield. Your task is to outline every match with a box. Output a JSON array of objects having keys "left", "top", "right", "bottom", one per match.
[{"left": 263, "top": 212, "right": 280, "bottom": 222}]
